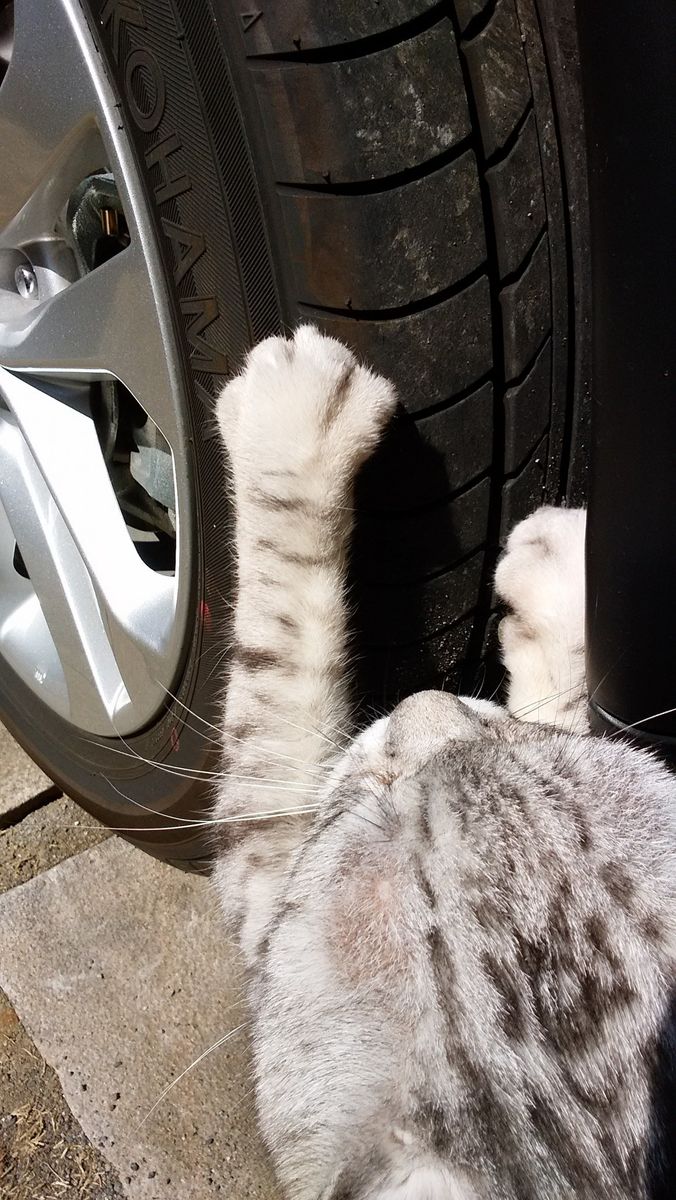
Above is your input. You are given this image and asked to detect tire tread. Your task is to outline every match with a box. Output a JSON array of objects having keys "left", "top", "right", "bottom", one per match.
[{"left": 237, "top": 0, "right": 570, "bottom": 698}]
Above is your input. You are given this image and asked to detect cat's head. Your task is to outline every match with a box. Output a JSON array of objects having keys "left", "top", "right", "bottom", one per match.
[{"left": 248, "top": 693, "right": 674, "bottom": 1199}]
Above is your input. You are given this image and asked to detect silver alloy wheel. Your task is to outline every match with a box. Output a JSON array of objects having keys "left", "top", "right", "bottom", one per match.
[{"left": 0, "top": 0, "right": 193, "bottom": 737}]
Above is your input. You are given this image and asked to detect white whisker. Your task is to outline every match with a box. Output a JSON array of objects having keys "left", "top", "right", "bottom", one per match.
[
  {"left": 138, "top": 1022, "right": 249, "bottom": 1128},
  {"left": 87, "top": 740, "right": 222, "bottom": 778},
  {"left": 104, "top": 777, "right": 206, "bottom": 824},
  {"left": 275, "top": 711, "right": 347, "bottom": 754},
  {"left": 155, "top": 683, "right": 328, "bottom": 775},
  {"left": 511, "top": 682, "right": 583, "bottom": 720},
  {"left": 104, "top": 778, "right": 320, "bottom": 832},
  {"left": 608, "top": 704, "right": 676, "bottom": 737},
  {"left": 96, "top": 745, "right": 323, "bottom": 792}
]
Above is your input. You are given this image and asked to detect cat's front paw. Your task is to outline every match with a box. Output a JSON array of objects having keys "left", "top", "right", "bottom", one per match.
[
  {"left": 495, "top": 506, "right": 587, "bottom": 729},
  {"left": 217, "top": 325, "right": 396, "bottom": 492}
]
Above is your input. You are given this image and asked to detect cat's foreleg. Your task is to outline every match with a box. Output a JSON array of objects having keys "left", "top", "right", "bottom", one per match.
[
  {"left": 495, "top": 506, "right": 588, "bottom": 731},
  {"left": 213, "top": 326, "right": 396, "bottom": 959}
]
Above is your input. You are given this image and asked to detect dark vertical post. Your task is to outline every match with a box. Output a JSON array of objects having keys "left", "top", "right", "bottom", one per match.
[{"left": 577, "top": 0, "right": 676, "bottom": 756}]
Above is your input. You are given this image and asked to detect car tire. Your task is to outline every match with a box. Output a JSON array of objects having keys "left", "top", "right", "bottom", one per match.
[{"left": 0, "top": 0, "right": 589, "bottom": 860}]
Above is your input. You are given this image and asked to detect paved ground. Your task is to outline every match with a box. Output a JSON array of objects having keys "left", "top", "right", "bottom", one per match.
[
  {"left": 0, "top": 728, "right": 277, "bottom": 1199},
  {"left": 0, "top": 722, "right": 56, "bottom": 821}
]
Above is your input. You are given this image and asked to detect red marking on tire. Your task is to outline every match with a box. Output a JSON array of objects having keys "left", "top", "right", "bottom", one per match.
[
  {"left": 170, "top": 726, "right": 180, "bottom": 754},
  {"left": 199, "top": 599, "right": 212, "bottom": 633}
]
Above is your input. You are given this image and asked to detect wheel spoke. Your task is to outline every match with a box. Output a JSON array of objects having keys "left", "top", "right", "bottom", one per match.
[
  {"left": 0, "top": 369, "right": 178, "bottom": 730},
  {"left": 0, "top": 414, "right": 128, "bottom": 730},
  {"left": 0, "top": 0, "right": 101, "bottom": 236},
  {"left": 0, "top": 245, "right": 181, "bottom": 446}
]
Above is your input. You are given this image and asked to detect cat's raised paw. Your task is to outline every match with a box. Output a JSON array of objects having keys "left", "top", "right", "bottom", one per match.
[
  {"left": 495, "top": 506, "right": 587, "bottom": 729},
  {"left": 217, "top": 325, "right": 397, "bottom": 490}
]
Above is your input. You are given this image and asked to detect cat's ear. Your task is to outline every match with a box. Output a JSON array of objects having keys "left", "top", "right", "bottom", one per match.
[{"left": 384, "top": 690, "right": 487, "bottom": 775}]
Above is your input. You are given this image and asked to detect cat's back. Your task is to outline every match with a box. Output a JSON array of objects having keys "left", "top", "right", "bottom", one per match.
[{"left": 410, "top": 725, "right": 675, "bottom": 1199}]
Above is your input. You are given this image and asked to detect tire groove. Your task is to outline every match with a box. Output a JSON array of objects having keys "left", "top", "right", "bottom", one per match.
[
  {"left": 498, "top": 223, "right": 548, "bottom": 288},
  {"left": 365, "top": 605, "right": 478, "bottom": 654},
  {"left": 503, "top": 330, "right": 551, "bottom": 390},
  {"left": 460, "top": 0, "right": 499, "bottom": 43},
  {"left": 365, "top": 468, "right": 491, "bottom": 522},
  {"left": 504, "top": 428, "right": 551, "bottom": 480},
  {"left": 275, "top": 136, "right": 474, "bottom": 197},
  {"left": 484, "top": 97, "right": 534, "bottom": 168},
  {"left": 246, "top": 4, "right": 447, "bottom": 65},
  {"left": 523, "top": 0, "right": 578, "bottom": 500},
  {"left": 449, "top": 0, "right": 507, "bottom": 684},
  {"left": 298, "top": 263, "right": 487, "bottom": 322},
  {"left": 412, "top": 369, "right": 495, "bottom": 420},
  {"left": 364, "top": 544, "right": 486, "bottom": 592}
]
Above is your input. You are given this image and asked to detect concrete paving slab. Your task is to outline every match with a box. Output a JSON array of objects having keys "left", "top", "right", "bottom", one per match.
[
  {"left": 0, "top": 839, "right": 278, "bottom": 1200},
  {"left": 1, "top": 793, "right": 119, "bottom": 1196},
  {"left": 0, "top": 795, "right": 110, "bottom": 895},
  {"left": 0, "top": 723, "right": 55, "bottom": 819}
]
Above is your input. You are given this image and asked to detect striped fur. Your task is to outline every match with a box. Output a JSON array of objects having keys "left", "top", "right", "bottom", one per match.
[{"left": 213, "top": 327, "right": 675, "bottom": 1200}]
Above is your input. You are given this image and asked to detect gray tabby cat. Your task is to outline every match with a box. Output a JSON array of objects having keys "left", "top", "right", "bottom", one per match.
[{"left": 213, "top": 326, "right": 675, "bottom": 1200}]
